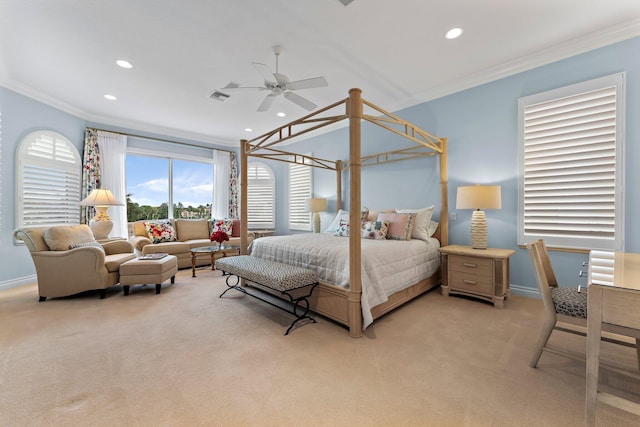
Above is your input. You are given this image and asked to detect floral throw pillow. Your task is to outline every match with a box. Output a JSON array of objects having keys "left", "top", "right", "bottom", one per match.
[
  {"left": 334, "top": 219, "right": 350, "bottom": 237},
  {"left": 144, "top": 220, "right": 177, "bottom": 244},
  {"left": 211, "top": 218, "right": 233, "bottom": 235},
  {"left": 361, "top": 221, "right": 389, "bottom": 240}
]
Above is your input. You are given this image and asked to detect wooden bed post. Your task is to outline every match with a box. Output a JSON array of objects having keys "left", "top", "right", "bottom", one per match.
[
  {"left": 240, "top": 139, "right": 249, "bottom": 255},
  {"left": 348, "top": 88, "right": 363, "bottom": 337},
  {"left": 439, "top": 137, "right": 448, "bottom": 247},
  {"left": 335, "top": 160, "right": 342, "bottom": 211}
]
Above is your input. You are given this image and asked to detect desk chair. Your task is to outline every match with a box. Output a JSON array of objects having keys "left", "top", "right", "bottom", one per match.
[{"left": 527, "top": 240, "right": 640, "bottom": 369}]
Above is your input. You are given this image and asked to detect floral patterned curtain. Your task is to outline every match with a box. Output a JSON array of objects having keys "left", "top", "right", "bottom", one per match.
[
  {"left": 81, "top": 129, "right": 101, "bottom": 224},
  {"left": 229, "top": 152, "right": 239, "bottom": 219}
]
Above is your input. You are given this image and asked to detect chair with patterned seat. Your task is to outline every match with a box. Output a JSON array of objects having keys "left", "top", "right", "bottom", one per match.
[{"left": 527, "top": 239, "right": 640, "bottom": 368}]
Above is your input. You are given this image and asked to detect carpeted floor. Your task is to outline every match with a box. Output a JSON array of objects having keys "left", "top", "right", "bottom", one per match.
[{"left": 1, "top": 267, "right": 639, "bottom": 427}]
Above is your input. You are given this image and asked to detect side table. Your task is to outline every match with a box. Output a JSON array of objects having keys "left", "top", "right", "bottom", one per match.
[
  {"left": 439, "top": 245, "right": 515, "bottom": 308},
  {"left": 190, "top": 244, "right": 240, "bottom": 277}
]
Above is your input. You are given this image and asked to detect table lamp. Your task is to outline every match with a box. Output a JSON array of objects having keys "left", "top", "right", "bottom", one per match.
[
  {"left": 306, "top": 198, "right": 327, "bottom": 233},
  {"left": 456, "top": 185, "right": 502, "bottom": 249},
  {"left": 80, "top": 188, "right": 124, "bottom": 240}
]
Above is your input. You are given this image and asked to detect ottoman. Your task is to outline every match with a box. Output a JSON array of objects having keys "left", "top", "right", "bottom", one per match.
[{"left": 119, "top": 255, "right": 178, "bottom": 295}]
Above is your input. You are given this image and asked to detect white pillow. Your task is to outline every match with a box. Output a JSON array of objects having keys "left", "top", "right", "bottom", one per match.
[
  {"left": 395, "top": 205, "right": 435, "bottom": 241},
  {"left": 324, "top": 209, "right": 347, "bottom": 233}
]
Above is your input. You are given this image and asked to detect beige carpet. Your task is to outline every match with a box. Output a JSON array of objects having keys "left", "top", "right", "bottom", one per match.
[{"left": 1, "top": 268, "right": 639, "bottom": 427}]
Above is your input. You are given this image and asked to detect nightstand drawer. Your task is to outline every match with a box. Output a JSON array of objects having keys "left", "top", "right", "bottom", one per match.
[
  {"left": 449, "top": 272, "right": 493, "bottom": 295},
  {"left": 449, "top": 255, "right": 492, "bottom": 276}
]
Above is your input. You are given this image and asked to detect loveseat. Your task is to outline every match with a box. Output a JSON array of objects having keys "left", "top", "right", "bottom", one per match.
[{"left": 130, "top": 218, "right": 254, "bottom": 269}]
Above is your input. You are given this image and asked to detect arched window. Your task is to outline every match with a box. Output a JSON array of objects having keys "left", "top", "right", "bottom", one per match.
[
  {"left": 16, "top": 130, "right": 82, "bottom": 231},
  {"left": 247, "top": 162, "right": 275, "bottom": 230}
]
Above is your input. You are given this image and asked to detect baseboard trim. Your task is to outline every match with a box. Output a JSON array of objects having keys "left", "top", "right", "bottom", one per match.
[
  {"left": 510, "top": 284, "right": 541, "bottom": 299},
  {"left": 0, "top": 275, "right": 36, "bottom": 292}
]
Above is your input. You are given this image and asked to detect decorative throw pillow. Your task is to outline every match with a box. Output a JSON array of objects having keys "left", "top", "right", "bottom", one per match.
[
  {"left": 43, "top": 224, "right": 96, "bottom": 251},
  {"left": 396, "top": 205, "right": 435, "bottom": 241},
  {"left": 69, "top": 241, "right": 105, "bottom": 251},
  {"left": 231, "top": 219, "right": 241, "bottom": 237},
  {"left": 376, "top": 212, "right": 416, "bottom": 241},
  {"left": 211, "top": 218, "right": 233, "bottom": 235},
  {"left": 324, "top": 209, "right": 369, "bottom": 233},
  {"left": 427, "top": 220, "right": 439, "bottom": 237},
  {"left": 334, "top": 219, "right": 350, "bottom": 237},
  {"left": 361, "top": 221, "right": 389, "bottom": 240},
  {"left": 144, "top": 220, "right": 177, "bottom": 244}
]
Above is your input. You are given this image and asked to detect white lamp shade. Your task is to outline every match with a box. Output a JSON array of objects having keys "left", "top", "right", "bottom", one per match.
[
  {"left": 456, "top": 185, "right": 501, "bottom": 250},
  {"left": 80, "top": 189, "right": 124, "bottom": 207},
  {"left": 306, "top": 198, "right": 328, "bottom": 213},
  {"left": 456, "top": 185, "right": 501, "bottom": 210}
]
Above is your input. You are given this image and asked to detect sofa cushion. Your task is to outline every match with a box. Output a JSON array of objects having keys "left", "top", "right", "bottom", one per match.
[
  {"left": 43, "top": 225, "right": 96, "bottom": 251},
  {"left": 104, "top": 253, "right": 137, "bottom": 273},
  {"left": 175, "top": 219, "right": 210, "bottom": 241},
  {"left": 142, "top": 241, "right": 191, "bottom": 255}
]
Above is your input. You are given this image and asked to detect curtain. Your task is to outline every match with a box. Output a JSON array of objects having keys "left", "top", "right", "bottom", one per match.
[
  {"left": 81, "top": 129, "right": 101, "bottom": 224},
  {"left": 229, "top": 152, "right": 239, "bottom": 219},
  {"left": 213, "top": 150, "right": 230, "bottom": 218},
  {"left": 97, "top": 130, "right": 128, "bottom": 238}
]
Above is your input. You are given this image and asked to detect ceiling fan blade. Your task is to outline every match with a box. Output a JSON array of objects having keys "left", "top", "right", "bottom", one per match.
[
  {"left": 286, "top": 76, "right": 328, "bottom": 91},
  {"left": 252, "top": 62, "right": 277, "bottom": 84},
  {"left": 219, "top": 86, "right": 268, "bottom": 91},
  {"left": 283, "top": 91, "right": 316, "bottom": 111},
  {"left": 257, "top": 93, "right": 277, "bottom": 112}
]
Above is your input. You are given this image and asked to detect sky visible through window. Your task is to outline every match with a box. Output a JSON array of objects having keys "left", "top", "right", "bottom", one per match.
[{"left": 126, "top": 155, "right": 213, "bottom": 208}]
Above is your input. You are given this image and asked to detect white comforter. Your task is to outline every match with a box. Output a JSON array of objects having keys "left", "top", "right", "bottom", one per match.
[{"left": 249, "top": 234, "right": 441, "bottom": 329}]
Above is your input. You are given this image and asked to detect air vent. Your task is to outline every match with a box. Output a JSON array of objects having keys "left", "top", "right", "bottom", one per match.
[{"left": 208, "top": 90, "right": 231, "bottom": 102}]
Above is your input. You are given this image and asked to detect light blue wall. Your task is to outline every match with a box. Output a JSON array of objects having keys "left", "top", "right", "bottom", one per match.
[
  {"left": 281, "top": 36, "right": 640, "bottom": 296},
  {"left": 1, "top": 36, "right": 638, "bottom": 295},
  {"left": 0, "top": 87, "right": 86, "bottom": 289}
]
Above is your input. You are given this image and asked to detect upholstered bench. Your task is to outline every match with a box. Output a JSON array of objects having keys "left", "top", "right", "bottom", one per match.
[
  {"left": 119, "top": 254, "right": 178, "bottom": 295},
  {"left": 216, "top": 255, "right": 319, "bottom": 335}
]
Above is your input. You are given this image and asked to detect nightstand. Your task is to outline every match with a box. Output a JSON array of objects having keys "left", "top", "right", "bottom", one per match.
[{"left": 439, "top": 245, "right": 515, "bottom": 308}]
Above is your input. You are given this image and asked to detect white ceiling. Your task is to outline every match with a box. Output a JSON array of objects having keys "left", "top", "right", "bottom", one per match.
[{"left": 1, "top": 0, "right": 639, "bottom": 147}]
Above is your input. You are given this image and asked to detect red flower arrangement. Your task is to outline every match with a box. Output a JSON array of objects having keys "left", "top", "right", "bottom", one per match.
[{"left": 210, "top": 230, "right": 229, "bottom": 244}]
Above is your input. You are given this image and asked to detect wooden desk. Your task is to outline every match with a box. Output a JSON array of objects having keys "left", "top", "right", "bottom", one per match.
[{"left": 586, "top": 251, "right": 640, "bottom": 426}]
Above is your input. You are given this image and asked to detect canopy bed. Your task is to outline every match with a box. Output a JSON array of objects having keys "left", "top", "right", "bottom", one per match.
[{"left": 239, "top": 88, "right": 448, "bottom": 337}]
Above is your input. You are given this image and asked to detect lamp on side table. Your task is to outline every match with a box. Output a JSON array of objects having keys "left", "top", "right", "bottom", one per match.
[{"left": 80, "top": 188, "right": 124, "bottom": 240}]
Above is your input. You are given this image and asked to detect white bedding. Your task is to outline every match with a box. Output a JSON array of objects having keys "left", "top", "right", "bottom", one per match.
[{"left": 249, "top": 234, "right": 441, "bottom": 329}]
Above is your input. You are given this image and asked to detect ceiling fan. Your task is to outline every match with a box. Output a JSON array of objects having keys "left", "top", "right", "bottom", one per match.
[{"left": 214, "top": 46, "right": 328, "bottom": 112}]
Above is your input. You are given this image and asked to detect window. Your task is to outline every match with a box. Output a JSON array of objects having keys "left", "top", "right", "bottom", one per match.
[
  {"left": 518, "top": 73, "right": 624, "bottom": 250},
  {"left": 16, "top": 130, "right": 82, "bottom": 231},
  {"left": 247, "top": 162, "right": 275, "bottom": 229},
  {"left": 288, "top": 157, "right": 312, "bottom": 231},
  {"left": 126, "top": 154, "right": 213, "bottom": 221}
]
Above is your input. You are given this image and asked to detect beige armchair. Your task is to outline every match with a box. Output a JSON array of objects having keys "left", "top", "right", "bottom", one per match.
[{"left": 14, "top": 225, "right": 136, "bottom": 301}]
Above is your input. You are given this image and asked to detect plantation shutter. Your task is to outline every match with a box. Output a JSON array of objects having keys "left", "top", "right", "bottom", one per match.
[
  {"left": 288, "top": 158, "right": 312, "bottom": 231},
  {"left": 17, "top": 131, "right": 82, "bottom": 229},
  {"left": 247, "top": 162, "right": 275, "bottom": 229},
  {"left": 518, "top": 73, "right": 624, "bottom": 251}
]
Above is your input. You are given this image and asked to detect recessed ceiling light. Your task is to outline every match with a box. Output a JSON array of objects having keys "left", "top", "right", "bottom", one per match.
[
  {"left": 104, "top": 94, "right": 117, "bottom": 101},
  {"left": 277, "top": 112, "right": 286, "bottom": 117},
  {"left": 116, "top": 59, "right": 133, "bottom": 69},
  {"left": 245, "top": 128, "right": 253, "bottom": 132},
  {"left": 445, "top": 27, "right": 463, "bottom": 40}
]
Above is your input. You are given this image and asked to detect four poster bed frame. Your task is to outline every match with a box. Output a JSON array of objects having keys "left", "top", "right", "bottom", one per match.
[{"left": 239, "top": 88, "right": 448, "bottom": 337}]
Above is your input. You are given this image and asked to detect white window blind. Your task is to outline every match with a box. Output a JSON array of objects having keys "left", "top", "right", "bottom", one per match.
[
  {"left": 518, "top": 73, "right": 624, "bottom": 250},
  {"left": 247, "top": 162, "right": 275, "bottom": 229},
  {"left": 289, "top": 157, "right": 312, "bottom": 231},
  {"left": 17, "top": 131, "right": 82, "bottom": 230}
]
